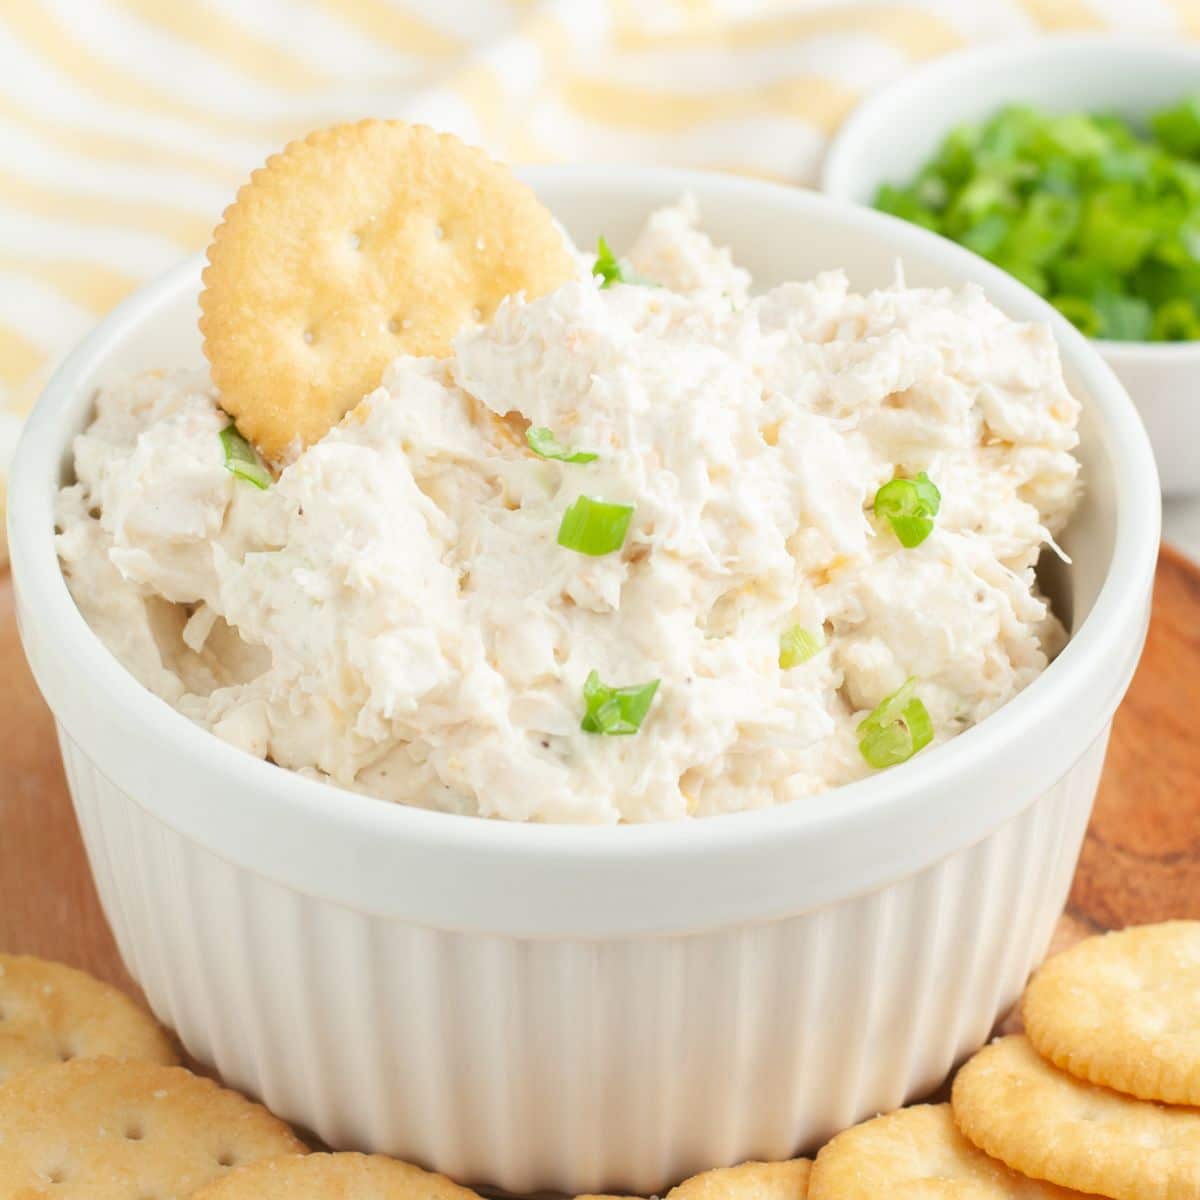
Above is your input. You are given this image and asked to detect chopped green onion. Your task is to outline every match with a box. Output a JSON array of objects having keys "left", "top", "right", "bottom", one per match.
[
  {"left": 1051, "top": 296, "right": 1102, "bottom": 338},
  {"left": 1044, "top": 112, "right": 1111, "bottom": 160},
  {"left": 873, "top": 97, "right": 1200, "bottom": 342},
  {"left": 875, "top": 184, "right": 939, "bottom": 231},
  {"left": 872, "top": 472, "right": 940, "bottom": 548},
  {"left": 1152, "top": 95, "right": 1200, "bottom": 158},
  {"left": 219, "top": 423, "right": 271, "bottom": 490},
  {"left": 580, "top": 670, "right": 659, "bottom": 735},
  {"left": 526, "top": 426, "right": 597, "bottom": 464},
  {"left": 593, "top": 237, "right": 627, "bottom": 288},
  {"left": 1151, "top": 296, "right": 1200, "bottom": 341},
  {"left": 945, "top": 174, "right": 1014, "bottom": 233},
  {"left": 1092, "top": 291, "right": 1154, "bottom": 341},
  {"left": 557, "top": 495, "right": 634, "bottom": 557},
  {"left": 858, "top": 678, "right": 934, "bottom": 770},
  {"left": 1077, "top": 189, "right": 1156, "bottom": 273},
  {"left": 1004, "top": 192, "right": 1079, "bottom": 266},
  {"left": 991, "top": 257, "right": 1048, "bottom": 296},
  {"left": 913, "top": 173, "right": 949, "bottom": 209},
  {"left": 779, "top": 626, "right": 824, "bottom": 670},
  {"left": 1049, "top": 254, "right": 1121, "bottom": 298},
  {"left": 592, "top": 237, "right": 655, "bottom": 288},
  {"left": 959, "top": 212, "right": 1011, "bottom": 257}
]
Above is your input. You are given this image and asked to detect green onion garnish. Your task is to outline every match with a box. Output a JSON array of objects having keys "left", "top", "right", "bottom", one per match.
[
  {"left": 779, "top": 625, "right": 824, "bottom": 670},
  {"left": 593, "top": 236, "right": 626, "bottom": 288},
  {"left": 526, "top": 426, "right": 597, "bottom": 464},
  {"left": 557, "top": 495, "right": 634, "bottom": 556},
  {"left": 857, "top": 678, "right": 934, "bottom": 770},
  {"left": 580, "top": 670, "right": 660, "bottom": 735},
  {"left": 219, "top": 423, "right": 271, "bottom": 490},
  {"left": 872, "top": 472, "right": 940, "bottom": 548},
  {"left": 592, "top": 237, "right": 654, "bottom": 288}
]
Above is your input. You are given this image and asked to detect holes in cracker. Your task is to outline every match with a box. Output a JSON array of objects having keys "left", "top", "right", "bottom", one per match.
[
  {"left": 470, "top": 306, "right": 483, "bottom": 323},
  {"left": 434, "top": 223, "right": 446, "bottom": 241},
  {"left": 349, "top": 231, "right": 362, "bottom": 251},
  {"left": 45, "top": 1167, "right": 67, "bottom": 1185},
  {"left": 216, "top": 1150, "right": 237, "bottom": 1168},
  {"left": 387, "top": 317, "right": 412, "bottom": 335},
  {"left": 124, "top": 1119, "right": 145, "bottom": 1141},
  {"left": 57, "top": 1042, "right": 76, "bottom": 1062},
  {"left": 303, "top": 329, "right": 316, "bottom": 346}
]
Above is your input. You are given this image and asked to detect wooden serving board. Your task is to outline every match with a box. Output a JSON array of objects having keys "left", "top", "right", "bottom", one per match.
[{"left": 2, "top": 548, "right": 1199, "bottom": 999}]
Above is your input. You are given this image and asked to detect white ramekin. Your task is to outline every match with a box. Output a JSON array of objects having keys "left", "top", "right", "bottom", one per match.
[
  {"left": 8, "top": 167, "right": 1160, "bottom": 1196},
  {"left": 822, "top": 34, "right": 1200, "bottom": 497}
]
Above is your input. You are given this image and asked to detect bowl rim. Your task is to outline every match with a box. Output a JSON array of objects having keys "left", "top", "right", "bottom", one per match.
[
  {"left": 821, "top": 31, "right": 1200, "bottom": 361},
  {"left": 5, "top": 165, "right": 1162, "bottom": 933}
]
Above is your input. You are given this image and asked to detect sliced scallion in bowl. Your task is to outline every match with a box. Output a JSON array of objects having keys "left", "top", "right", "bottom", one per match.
[{"left": 875, "top": 98, "right": 1200, "bottom": 342}]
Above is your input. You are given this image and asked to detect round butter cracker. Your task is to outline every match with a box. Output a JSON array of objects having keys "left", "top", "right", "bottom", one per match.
[
  {"left": 200, "top": 120, "right": 574, "bottom": 461},
  {"left": 0, "top": 954, "right": 177, "bottom": 1085},
  {"left": 669, "top": 1158, "right": 811, "bottom": 1200},
  {"left": 809, "top": 1103, "right": 1084, "bottom": 1198},
  {"left": 193, "top": 1151, "right": 483, "bottom": 1199},
  {"left": 1024, "top": 921, "right": 1200, "bottom": 1106},
  {"left": 952, "top": 1035, "right": 1200, "bottom": 1200},
  {"left": 0, "top": 1056, "right": 306, "bottom": 1199}
]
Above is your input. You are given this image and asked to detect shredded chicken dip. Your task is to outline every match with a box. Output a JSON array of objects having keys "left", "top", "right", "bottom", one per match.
[{"left": 57, "top": 200, "right": 1080, "bottom": 823}]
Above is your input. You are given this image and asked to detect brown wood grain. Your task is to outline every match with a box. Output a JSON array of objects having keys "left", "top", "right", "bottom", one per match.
[
  {"left": 1067, "top": 544, "right": 1200, "bottom": 931},
  {"left": 1, "top": 547, "right": 1198, "bottom": 994},
  {"left": 0, "top": 571, "right": 133, "bottom": 992}
]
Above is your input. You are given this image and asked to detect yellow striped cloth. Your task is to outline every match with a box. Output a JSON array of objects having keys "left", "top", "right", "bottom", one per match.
[{"left": 2, "top": 0, "right": 1198, "bottom": 537}]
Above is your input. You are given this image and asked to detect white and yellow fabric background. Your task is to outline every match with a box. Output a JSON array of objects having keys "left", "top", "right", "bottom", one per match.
[{"left": 3, "top": 0, "right": 1200, "bottom": 549}]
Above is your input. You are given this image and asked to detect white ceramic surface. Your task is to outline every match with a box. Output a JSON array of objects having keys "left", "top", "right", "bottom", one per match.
[
  {"left": 823, "top": 35, "right": 1200, "bottom": 496},
  {"left": 8, "top": 167, "right": 1160, "bottom": 1196},
  {"left": 1165, "top": 494, "right": 1200, "bottom": 564}
]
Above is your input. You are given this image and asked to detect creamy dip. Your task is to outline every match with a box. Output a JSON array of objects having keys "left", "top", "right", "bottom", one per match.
[{"left": 56, "top": 200, "right": 1080, "bottom": 823}]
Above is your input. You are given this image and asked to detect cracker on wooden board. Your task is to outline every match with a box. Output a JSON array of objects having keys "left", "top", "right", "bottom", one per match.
[
  {"left": 668, "top": 1158, "right": 811, "bottom": 1200},
  {"left": 200, "top": 120, "right": 575, "bottom": 462},
  {"left": 0, "top": 954, "right": 177, "bottom": 1085},
  {"left": 0, "top": 1056, "right": 306, "bottom": 1199},
  {"left": 809, "top": 1103, "right": 1086, "bottom": 1198},
  {"left": 192, "top": 1151, "right": 483, "bottom": 1199},
  {"left": 575, "top": 1158, "right": 811, "bottom": 1200},
  {"left": 1023, "top": 921, "right": 1200, "bottom": 1106},
  {"left": 952, "top": 1035, "right": 1200, "bottom": 1200}
]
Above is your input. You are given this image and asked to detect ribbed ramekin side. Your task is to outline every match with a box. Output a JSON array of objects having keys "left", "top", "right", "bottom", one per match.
[{"left": 55, "top": 725, "right": 1104, "bottom": 1197}]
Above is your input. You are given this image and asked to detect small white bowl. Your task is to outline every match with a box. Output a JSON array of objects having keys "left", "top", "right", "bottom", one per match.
[
  {"left": 823, "top": 34, "right": 1200, "bottom": 496},
  {"left": 8, "top": 167, "right": 1159, "bottom": 1195}
]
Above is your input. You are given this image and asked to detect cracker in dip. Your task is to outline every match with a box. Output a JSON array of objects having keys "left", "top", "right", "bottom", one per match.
[{"left": 56, "top": 199, "right": 1080, "bottom": 823}]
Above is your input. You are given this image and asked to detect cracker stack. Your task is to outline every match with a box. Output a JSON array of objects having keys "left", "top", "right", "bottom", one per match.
[
  {"left": 9, "top": 927, "right": 1200, "bottom": 1200},
  {"left": 953, "top": 922, "right": 1200, "bottom": 1200},
  {"left": 0, "top": 954, "right": 178, "bottom": 1085},
  {"left": 810, "top": 921, "right": 1200, "bottom": 1200},
  {"left": 0, "top": 954, "right": 308, "bottom": 1199}
]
